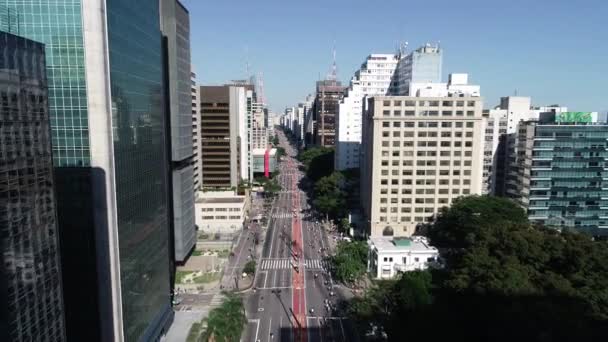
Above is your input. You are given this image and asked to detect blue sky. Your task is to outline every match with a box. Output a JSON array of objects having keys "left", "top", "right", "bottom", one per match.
[{"left": 182, "top": 0, "right": 607, "bottom": 113}]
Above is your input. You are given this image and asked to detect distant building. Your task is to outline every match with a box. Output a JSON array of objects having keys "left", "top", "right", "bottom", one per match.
[
  {"left": 312, "top": 79, "right": 346, "bottom": 147},
  {"left": 194, "top": 192, "right": 249, "bottom": 234},
  {"left": 252, "top": 148, "right": 278, "bottom": 175},
  {"left": 368, "top": 236, "right": 439, "bottom": 279},
  {"left": 389, "top": 43, "right": 443, "bottom": 96},
  {"left": 336, "top": 54, "right": 398, "bottom": 170},
  {"left": 252, "top": 127, "right": 270, "bottom": 150},
  {"left": 199, "top": 85, "right": 247, "bottom": 189},
  {"left": 482, "top": 97, "right": 567, "bottom": 195},
  {"left": 361, "top": 74, "right": 484, "bottom": 237},
  {"left": 507, "top": 112, "right": 607, "bottom": 235},
  {"left": 0, "top": 30, "right": 66, "bottom": 342}
]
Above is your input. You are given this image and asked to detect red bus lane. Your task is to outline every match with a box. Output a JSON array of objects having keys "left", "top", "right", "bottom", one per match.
[{"left": 289, "top": 159, "right": 307, "bottom": 342}]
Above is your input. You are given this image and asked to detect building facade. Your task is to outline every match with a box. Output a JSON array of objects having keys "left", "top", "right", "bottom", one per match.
[
  {"left": 368, "top": 236, "right": 439, "bottom": 279},
  {"left": 389, "top": 43, "right": 442, "bottom": 96},
  {"left": 335, "top": 54, "right": 398, "bottom": 171},
  {"left": 194, "top": 192, "right": 248, "bottom": 234},
  {"left": 192, "top": 71, "right": 202, "bottom": 189},
  {"left": 199, "top": 85, "right": 245, "bottom": 189},
  {"left": 11, "top": 1, "right": 174, "bottom": 340},
  {"left": 0, "top": 30, "right": 66, "bottom": 342},
  {"left": 161, "top": 0, "right": 195, "bottom": 264},
  {"left": 312, "top": 79, "right": 345, "bottom": 147},
  {"left": 361, "top": 81, "right": 484, "bottom": 237},
  {"left": 508, "top": 113, "right": 608, "bottom": 235}
]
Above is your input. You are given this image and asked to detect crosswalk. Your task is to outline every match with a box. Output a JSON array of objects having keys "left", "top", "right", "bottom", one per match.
[
  {"left": 260, "top": 258, "right": 331, "bottom": 270},
  {"left": 271, "top": 212, "right": 294, "bottom": 219}
]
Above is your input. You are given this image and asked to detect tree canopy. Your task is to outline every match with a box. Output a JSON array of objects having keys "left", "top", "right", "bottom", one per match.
[
  {"left": 201, "top": 294, "right": 246, "bottom": 342},
  {"left": 297, "top": 147, "right": 334, "bottom": 181},
  {"left": 331, "top": 241, "right": 368, "bottom": 285},
  {"left": 345, "top": 195, "right": 608, "bottom": 341}
]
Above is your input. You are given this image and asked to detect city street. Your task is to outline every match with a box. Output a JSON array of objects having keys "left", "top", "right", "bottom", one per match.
[{"left": 243, "top": 130, "right": 357, "bottom": 342}]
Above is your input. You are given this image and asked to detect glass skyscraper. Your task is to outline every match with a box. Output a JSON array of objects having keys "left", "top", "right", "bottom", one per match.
[
  {"left": 7, "top": 1, "right": 173, "bottom": 341},
  {"left": 510, "top": 114, "right": 608, "bottom": 236},
  {"left": 0, "top": 30, "right": 66, "bottom": 342}
]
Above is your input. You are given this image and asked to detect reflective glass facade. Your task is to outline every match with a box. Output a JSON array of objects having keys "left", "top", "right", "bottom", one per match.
[
  {"left": 7, "top": 0, "right": 89, "bottom": 167},
  {"left": 528, "top": 124, "right": 608, "bottom": 235},
  {"left": 0, "top": 31, "right": 66, "bottom": 342},
  {"left": 106, "top": 0, "right": 172, "bottom": 340}
]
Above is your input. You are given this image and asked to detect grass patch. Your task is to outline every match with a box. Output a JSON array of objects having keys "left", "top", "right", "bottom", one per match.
[
  {"left": 217, "top": 249, "right": 231, "bottom": 258},
  {"left": 192, "top": 272, "right": 221, "bottom": 284},
  {"left": 175, "top": 270, "right": 191, "bottom": 283},
  {"left": 191, "top": 250, "right": 203, "bottom": 256}
]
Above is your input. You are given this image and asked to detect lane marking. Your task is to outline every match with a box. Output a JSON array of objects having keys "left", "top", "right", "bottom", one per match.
[{"left": 267, "top": 317, "right": 272, "bottom": 342}]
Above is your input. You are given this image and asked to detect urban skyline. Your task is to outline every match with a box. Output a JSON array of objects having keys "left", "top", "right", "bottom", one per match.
[{"left": 183, "top": 0, "right": 608, "bottom": 113}]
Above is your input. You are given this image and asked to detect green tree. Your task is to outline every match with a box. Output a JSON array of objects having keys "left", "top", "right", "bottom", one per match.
[
  {"left": 339, "top": 218, "right": 351, "bottom": 234},
  {"left": 201, "top": 294, "right": 246, "bottom": 342},
  {"left": 243, "top": 260, "right": 256, "bottom": 276},
  {"left": 298, "top": 147, "right": 334, "bottom": 181},
  {"left": 331, "top": 241, "right": 368, "bottom": 285}
]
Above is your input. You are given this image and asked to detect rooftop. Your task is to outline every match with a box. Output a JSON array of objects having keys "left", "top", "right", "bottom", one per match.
[{"left": 370, "top": 236, "right": 438, "bottom": 253}]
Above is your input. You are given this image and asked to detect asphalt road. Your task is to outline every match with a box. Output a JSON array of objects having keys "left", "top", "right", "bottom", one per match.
[{"left": 243, "top": 130, "right": 357, "bottom": 342}]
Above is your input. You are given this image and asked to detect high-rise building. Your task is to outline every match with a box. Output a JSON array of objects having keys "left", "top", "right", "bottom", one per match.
[
  {"left": 506, "top": 112, "right": 608, "bottom": 235},
  {"left": 389, "top": 43, "right": 442, "bottom": 96},
  {"left": 336, "top": 54, "right": 399, "bottom": 170},
  {"left": 192, "top": 71, "right": 202, "bottom": 189},
  {"left": 482, "top": 97, "right": 568, "bottom": 195},
  {"left": 11, "top": 1, "right": 173, "bottom": 340},
  {"left": 312, "top": 79, "right": 345, "bottom": 147},
  {"left": 161, "top": 0, "right": 195, "bottom": 264},
  {"left": 0, "top": 30, "right": 66, "bottom": 342},
  {"left": 361, "top": 75, "right": 484, "bottom": 237},
  {"left": 199, "top": 85, "right": 246, "bottom": 189}
]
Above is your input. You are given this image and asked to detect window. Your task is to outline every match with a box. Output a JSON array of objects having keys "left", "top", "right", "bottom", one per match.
[
  {"left": 441, "top": 141, "right": 451, "bottom": 147},
  {"left": 442, "top": 101, "right": 453, "bottom": 106},
  {"left": 382, "top": 131, "right": 389, "bottom": 137},
  {"left": 405, "top": 100, "right": 415, "bottom": 106},
  {"left": 466, "top": 110, "right": 475, "bottom": 116},
  {"left": 394, "top": 100, "right": 402, "bottom": 106},
  {"left": 455, "top": 122, "right": 463, "bottom": 128},
  {"left": 467, "top": 101, "right": 476, "bottom": 106},
  {"left": 394, "top": 110, "right": 402, "bottom": 116},
  {"left": 393, "top": 122, "right": 401, "bottom": 128},
  {"left": 382, "top": 121, "right": 390, "bottom": 127},
  {"left": 441, "top": 122, "right": 452, "bottom": 128},
  {"left": 466, "top": 122, "right": 474, "bottom": 128},
  {"left": 442, "top": 110, "right": 452, "bottom": 116},
  {"left": 456, "top": 101, "right": 464, "bottom": 107},
  {"left": 383, "top": 100, "right": 391, "bottom": 106},
  {"left": 383, "top": 110, "right": 390, "bottom": 116}
]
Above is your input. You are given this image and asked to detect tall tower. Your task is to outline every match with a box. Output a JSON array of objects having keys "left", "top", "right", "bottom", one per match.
[{"left": 12, "top": 1, "right": 174, "bottom": 341}]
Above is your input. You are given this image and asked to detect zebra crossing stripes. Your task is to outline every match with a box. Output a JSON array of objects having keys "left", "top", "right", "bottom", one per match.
[
  {"left": 304, "top": 259, "right": 331, "bottom": 270},
  {"left": 271, "top": 212, "right": 293, "bottom": 219},
  {"left": 260, "top": 258, "right": 330, "bottom": 270}
]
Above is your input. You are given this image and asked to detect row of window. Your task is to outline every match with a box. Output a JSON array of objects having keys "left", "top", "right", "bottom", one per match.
[
  {"left": 382, "top": 110, "right": 476, "bottom": 117},
  {"left": 381, "top": 152, "right": 474, "bottom": 166},
  {"left": 200, "top": 208, "right": 241, "bottom": 212},
  {"left": 383, "top": 131, "right": 474, "bottom": 138},
  {"left": 382, "top": 140, "right": 474, "bottom": 148},
  {"left": 379, "top": 187, "right": 472, "bottom": 198},
  {"left": 381, "top": 160, "right": 473, "bottom": 168},
  {"left": 201, "top": 215, "right": 242, "bottom": 220},
  {"left": 381, "top": 121, "right": 476, "bottom": 128},
  {"left": 382, "top": 100, "right": 477, "bottom": 107}
]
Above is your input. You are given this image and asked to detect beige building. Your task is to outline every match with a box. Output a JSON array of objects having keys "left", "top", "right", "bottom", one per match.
[
  {"left": 194, "top": 191, "right": 249, "bottom": 233},
  {"left": 361, "top": 91, "right": 485, "bottom": 237}
]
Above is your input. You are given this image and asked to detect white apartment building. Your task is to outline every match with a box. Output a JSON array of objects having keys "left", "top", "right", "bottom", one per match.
[
  {"left": 335, "top": 54, "right": 398, "bottom": 170},
  {"left": 252, "top": 127, "right": 269, "bottom": 149},
  {"left": 361, "top": 74, "right": 484, "bottom": 237},
  {"left": 368, "top": 236, "right": 439, "bottom": 279},
  {"left": 482, "top": 97, "right": 568, "bottom": 195},
  {"left": 194, "top": 191, "right": 249, "bottom": 233},
  {"left": 389, "top": 43, "right": 443, "bottom": 96}
]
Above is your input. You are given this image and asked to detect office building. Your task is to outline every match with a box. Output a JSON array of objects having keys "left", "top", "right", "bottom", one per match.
[
  {"left": 252, "top": 127, "right": 270, "bottom": 150},
  {"left": 336, "top": 54, "right": 398, "bottom": 170},
  {"left": 361, "top": 74, "right": 484, "bottom": 237},
  {"left": 389, "top": 43, "right": 442, "bottom": 96},
  {"left": 0, "top": 30, "right": 66, "bottom": 342},
  {"left": 199, "top": 85, "right": 247, "bottom": 189},
  {"left": 482, "top": 97, "right": 568, "bottom": 195},
  {"left": 12, "top": 1, "right": 173, "bottom": 340},
  {"left": 192, "top": 71, "right": 202, "bottom": 189},
  {"left": 161, "top": 0, "right": 196, "bottom": 263},
  {"left": 368, "top": 236, "right": 439, "bottom": 279},
  {"left": 194, "top": 192, "right": 249, "bottom": 234},
  {"left": 507, "top": 112, "right": 608, "bottom": 235},
  {"left": 312, "top": 79, "right": 345, "bottom": 147}
]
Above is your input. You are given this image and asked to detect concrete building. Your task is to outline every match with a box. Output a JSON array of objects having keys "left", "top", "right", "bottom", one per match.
[
  {"left": 368, "top": 236, "right": 439, "bottom": 279},
  {"left": 252, "top": 148, "right": 278, "bottom": 175},
  {"left": 252, "top": 127, "right": 270, "bottom": 150},
  {"left": 194, "top": 192, "right": 249, "bottom": 234},
  {"left": 12, "top": 1, "right": 175, "bottom": 340},
  {"left": 361, "top": 74, "right": 484, "bottom": 237},
  {"left": 192, "top": 71, "right": 202, "bottom": 189},
  {"left": 336, "top": 54, "right": 399, "bottom": 170},
  {"left": 161, "top": 0, "right": 196, "bottom": 264},
  {"left": 199, "top": 85, "right": 247, "bottom": 189},
  {"left": 482, "top": 97, "right": 568, "bottom": 195},
  {"left": 389, "top": 43, "right": 442, "bottom": 96},
  {"left": 312, "top": 79, "right": 346, "bottom": 147},
  {"left": 506, "top": 112, "right": 607, "bottom": 235},
  {"left": 0, "top": 30, "right": 66, "bottom": 342}
]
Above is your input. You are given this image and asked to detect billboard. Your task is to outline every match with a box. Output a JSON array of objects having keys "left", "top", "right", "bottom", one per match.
[{"left": 555, "top": 112, "right": 594, "bottom": 123}]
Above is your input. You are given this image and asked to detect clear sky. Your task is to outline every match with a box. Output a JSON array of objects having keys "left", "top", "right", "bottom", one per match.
[{"left": 182, "top": 0, "right": 607, "bottom": 113}]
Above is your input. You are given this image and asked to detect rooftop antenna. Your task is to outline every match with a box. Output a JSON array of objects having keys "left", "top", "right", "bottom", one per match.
[
  {"left": 244, "top": 45, "right": 251, "bottom": 81},
  {"left": 514, "top": 89, "right": 518, "bottom": 96},
  {"left": 437, "top": 40, "right": 441, "bottom": 50},
  {"left": 327, "top": 42, "right": 337, "bottom": 81}
]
